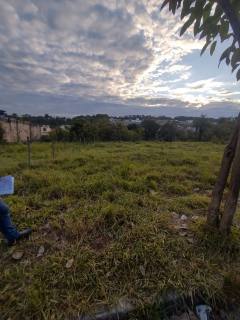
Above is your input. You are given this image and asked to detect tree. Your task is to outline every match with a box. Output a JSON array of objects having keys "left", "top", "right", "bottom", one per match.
[
  {"left": 193, "top": 115, "right": 211, "bottom": 141},
  {"left": 161, "top": 0, "right": 240, "bottom": 234},
  {"left": 142, "top": 119, "right": 160, "bottom": 140},
  {"left": 0, "top": 110, "right": 6, "bottom": 117},
  {"left": 157, "top": 121, "right": 178, "bottom": 141},
  {"left": 210, "top": 117, "right": 236, "bottom": 142},
  {"left": 50, "top": 128, "right": 70, "bottom": 142}
]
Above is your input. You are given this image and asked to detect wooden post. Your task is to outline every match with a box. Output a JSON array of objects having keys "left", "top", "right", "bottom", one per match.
[
  {"left": 207, "top": 116, "right": 240, "bottom": 227},
  {"left": 16, "top": 119, "right": 20, "bottom": 143},
  {"left": 220, "top": 128, "right": 240, "bottom": 235},
  {"left": 51, "top": 140, "right": 55, "bottom": 161},
  {"left": 27, "top": 137, "right": 31, "bottom": 168}
]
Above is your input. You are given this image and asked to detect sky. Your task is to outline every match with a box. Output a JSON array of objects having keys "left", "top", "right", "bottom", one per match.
[{"left": 0, "top": 0, "right": 240, "bottom": 118}]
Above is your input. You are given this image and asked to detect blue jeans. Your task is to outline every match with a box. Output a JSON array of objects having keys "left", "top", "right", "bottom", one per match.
[{"left": 0, "top": 199, "right": 20, "bottom": 242}]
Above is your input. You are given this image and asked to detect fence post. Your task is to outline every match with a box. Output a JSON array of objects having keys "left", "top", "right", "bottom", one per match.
[
  {"left": 51, "top": 139, "right": 56, "bottom": 160},
  {"left": 27, "top": 136, "right": 31, "bottom": 168}
]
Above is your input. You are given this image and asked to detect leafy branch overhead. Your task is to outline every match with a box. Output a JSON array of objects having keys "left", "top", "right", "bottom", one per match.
[{"left": 161, "top": 0, "right": 240, "bottom": 80}]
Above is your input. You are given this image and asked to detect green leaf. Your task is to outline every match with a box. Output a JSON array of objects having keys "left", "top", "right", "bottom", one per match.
[
  {"left": 171, "top": 0, "right": 178, "bottom": 14},
  {"left": 161, "top": 0, "right": 170, "bottom": 11},
  {"left": 194, "top": 0, "right": 206, "bottom": 17},
  {"left": 200, "top": 41, "right": 210, "bottom": 56},
  {"left": 218, "top": 48, "right": 231, "bottom": 67},
  {"left": 231, "top": 48, "right": 240, "bottom": 67},
  {"left": 199, "top": 28, "right": 208, "bottom": 40},
  {"left": 203, "top": 2, "right": 212, "bottom": 22},
  {"left": 210, "top": 41, "right": 217, "bottom": 55},
  {"left": 226, "top": 55, "right": 231, "bottom": 65},
  {"left": 180, "top": 14, "right": 195, "bottom": 36},
  {"left": 232, "top": 63, "right": 239, "bottom": 73},
  {"left": 213, "top": 4, "right": 223, "bottom": 18},
  {"left": 194, "top": 18, "right": 201, "bottom": 36},
  {"left": 237, "top": 69, "right": 240, "bottom": 81},
  {"left": 181, "top": 0, "right": 194, "bottom": 19},
  {"left": 219, "top": 20, "right": 229, "bottom": 42},
  {"left": 209, "top": 24, "right": 219, "bottom": 39},
  {"left": 199, "top": 17, "right": 218, "bottom": 40},
  {"left": 220, "top": 33, "right": 232, "bottom": 42}
]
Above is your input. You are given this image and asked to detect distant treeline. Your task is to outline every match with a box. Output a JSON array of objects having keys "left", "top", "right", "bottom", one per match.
[
  {"left": 50, "top": 115, "right": 236, "bottom": 143},
  {"left": 0, "top": 109, "right": 237, "bottom": 143}
]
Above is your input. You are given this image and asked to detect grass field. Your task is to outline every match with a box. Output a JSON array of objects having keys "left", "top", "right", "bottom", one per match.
[{"left": 0, "top": 142, "right": 240, "bottom": 319}]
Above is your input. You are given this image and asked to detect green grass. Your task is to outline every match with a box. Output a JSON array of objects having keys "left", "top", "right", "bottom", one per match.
[{"left": 0, "top": 142, "right": 240, "bottom": 319}]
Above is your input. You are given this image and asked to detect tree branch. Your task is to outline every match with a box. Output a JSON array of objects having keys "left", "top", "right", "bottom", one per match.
[{"left": 217, "top": 0, "right": 240, "bottom": 48}]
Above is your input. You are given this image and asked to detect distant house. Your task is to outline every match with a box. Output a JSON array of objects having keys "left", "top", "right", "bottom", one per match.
[
  {"left": 41, "top": 125, "right": 52, "bottom": 136},
  {"left": 60, "top": 125, "right": 71, "bottom": 131},
  {"left": 155, "top": 119, "right": 169, "bottom": 126},
  {"left": 122, "top": 118, "right": 142, "bottom": 125},
  {"left": 109, "top": 117, "right": 117, "bottom": 123}
]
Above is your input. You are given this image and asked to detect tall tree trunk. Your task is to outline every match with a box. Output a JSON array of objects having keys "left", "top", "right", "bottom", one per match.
[
  {"left": 207, "top": 115, "right": 240, "bottom": 227},
  {"left": 219, "top": 127, "right": 240, "bottom": 235},
  {"left": 208, "top": 1, "right": 240, "bottom": 232}
]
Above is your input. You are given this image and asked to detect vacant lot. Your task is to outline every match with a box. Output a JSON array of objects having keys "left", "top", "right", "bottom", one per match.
[{"left": 0, "top": 142, "right": 240, "bottom": 319}]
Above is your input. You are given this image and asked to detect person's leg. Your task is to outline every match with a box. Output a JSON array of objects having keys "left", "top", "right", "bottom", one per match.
[{"left": 0, "top": 199, "right": 20, "bottom": 242}]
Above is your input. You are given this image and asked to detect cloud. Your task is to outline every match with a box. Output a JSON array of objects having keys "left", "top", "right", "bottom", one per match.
[
  {"left": 0, "top": 0, "right": 239, "bottom": 116},
  {"left": 1, "top": 90, "right": 240, "bottom": 118}
]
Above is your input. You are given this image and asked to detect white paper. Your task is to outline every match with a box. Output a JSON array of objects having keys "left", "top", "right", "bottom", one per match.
[{"left": 0, "top": 176, "right": 14, "bottom": 196}]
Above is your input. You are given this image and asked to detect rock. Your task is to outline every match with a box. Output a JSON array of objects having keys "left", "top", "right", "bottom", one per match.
[
  {"left": 206, "top": 190, "right": 212, "bottom": 197},
  {"left": 12, "top": 251, "right": 24, "bottom": 260},
  {"left": 139, "top": 265, "right": 146, "bottom": 276},
  {"left": 180, "top": 215, "right": 188, "bottom": 221},
  {"left": 41, "top": 222, "right": 51, "bottom": 232},
  {"left": 193, "top": 188, "right": 200, "bottom": 192},
  {"left": 187, "top": 237, "right": 194, "bottom": 244},
  {"left": 66, "top": 258, "right": 74, "bottom": 269},
  {"left": 174, "top": 224, "right": 188, "bottom": 231},
  {"left": 179, "top": 223, "right": 188, "bottom": 230},
  {"left": 172, "top": 212, "right": 179, "bottom": 219},
  {"left": 37, "top": 245, "right": 45, "bottom": 257},
  {"left": 149, "top": 189, "right": 157, "bottom": 195},
  {"left": 192, "top": 216, "right": 199, "bottom": 221},
  {"left": 114, "top": 297, "right": 134, "bottom": 313},
  {"left": 91, "top": 297, "right": 135, "bottom": 320},
  {"left": 179, "top": 232, "right": 188, "bottom": 237}
]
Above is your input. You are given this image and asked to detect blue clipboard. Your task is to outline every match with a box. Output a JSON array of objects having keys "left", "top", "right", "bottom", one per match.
[{"left": 0, "top": 176, "right": 14, "bottom": 196}]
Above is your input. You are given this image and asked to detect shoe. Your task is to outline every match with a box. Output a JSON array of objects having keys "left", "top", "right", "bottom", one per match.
[
  {"left": 18, "top": 228, "right": 32, "bottom": 241},
  {"left": 7, "top": 228, "right": 32, "bottom": 246}
]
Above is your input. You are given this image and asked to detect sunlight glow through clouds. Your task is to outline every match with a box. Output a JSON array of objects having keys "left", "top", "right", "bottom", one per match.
[{"left": 0, "top": 0, "right": 239, "bottom": 116}]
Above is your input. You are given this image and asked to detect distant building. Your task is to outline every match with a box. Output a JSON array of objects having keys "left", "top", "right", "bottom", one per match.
[
  {"left": 155, "top": 119, "right": 169, "bottom": 126},
  {"left": 60, "top": 125, "right": 71, "bottom": 131},
  {"left": 40, "top": 125, "right": 52, "bottom": 136},
  {"left": 122, "top": 118, "right": 142, "bottom": 125}
]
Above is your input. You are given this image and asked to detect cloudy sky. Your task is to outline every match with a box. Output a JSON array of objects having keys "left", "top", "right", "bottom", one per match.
[{"left": 0, "top": 0, "right": 240, "bottom": 117}]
